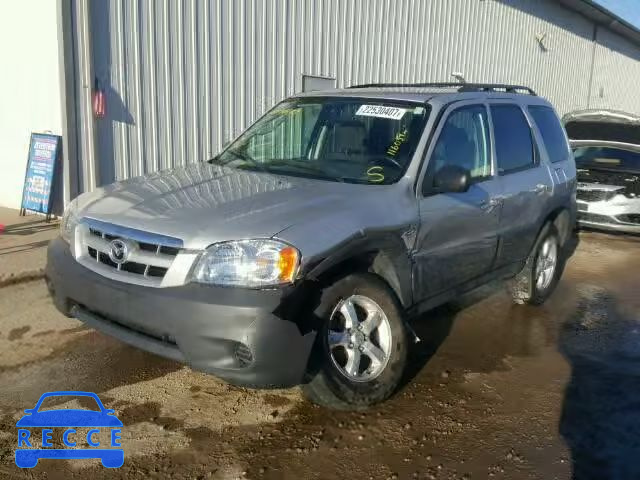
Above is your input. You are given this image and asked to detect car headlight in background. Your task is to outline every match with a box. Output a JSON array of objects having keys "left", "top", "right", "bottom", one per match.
[
  {"left": 60, "top": 198, "right": 80, "bottom": 243},
  {"left": 192, "top": 239, "right": 300, "bottom": 287}
]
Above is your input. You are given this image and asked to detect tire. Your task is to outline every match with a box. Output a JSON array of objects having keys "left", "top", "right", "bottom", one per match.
[
  {"left": 508, "top": 224, "right": 562, "bottom": 306},
  {"left": 302, "top": 273, "right": 408, "bottom": 410}
]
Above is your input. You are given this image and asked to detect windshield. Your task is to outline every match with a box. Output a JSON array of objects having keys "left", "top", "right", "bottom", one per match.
[
  {"left": 211, "top": 97, "right": 430, "bottom": 184},
  {"left": 573, "top": 146, "right": 640, "bottom": 173}
]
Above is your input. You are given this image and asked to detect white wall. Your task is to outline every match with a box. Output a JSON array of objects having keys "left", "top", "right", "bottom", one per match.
[{"left": 0, "top": 0, "right": 64, "bottom": 209}]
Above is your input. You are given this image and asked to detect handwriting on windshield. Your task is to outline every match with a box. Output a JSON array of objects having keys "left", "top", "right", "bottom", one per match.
[
  {"left": 367, "top": 166, "right": 385, "bottom": 183},
  {"left": 387, "top": 129, "right": 409, "bottom": 157}
]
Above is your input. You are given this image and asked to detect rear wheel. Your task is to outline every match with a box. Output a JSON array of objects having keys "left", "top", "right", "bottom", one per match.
[
  {"left": 302, "top": 273, "right": 408, "bottom": 410},
  {"left": 509, "top": 224, "right": 561, "bottom": 305}
]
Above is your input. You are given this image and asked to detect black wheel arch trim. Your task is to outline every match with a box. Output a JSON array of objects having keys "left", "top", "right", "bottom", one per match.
[{"left": 302, "top": 230, "right": 414, "bottom": 309}]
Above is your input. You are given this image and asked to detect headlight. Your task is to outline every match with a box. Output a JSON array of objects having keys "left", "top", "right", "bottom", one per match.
[
  {"left": 60, "top": 198, "right": 80, "bottom": 243},
  {"left": 192, "top": 239, "right": 300, "bottom": 287}
]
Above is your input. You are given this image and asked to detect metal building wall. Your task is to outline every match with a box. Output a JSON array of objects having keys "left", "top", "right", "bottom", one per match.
[
  {"left": 72, "top": 0, "right": 640, "bottom": 193},
  {"left": 589, "top": 27, "right": 640, "bottom": 113}
]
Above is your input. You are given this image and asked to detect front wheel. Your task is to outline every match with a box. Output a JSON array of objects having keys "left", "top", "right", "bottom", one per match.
[
  {"left": 302, "top": 273, "right": 408, "bottom": 410},
  {"left": 508, "top": 224, "right": 562, "bottom": 305}
]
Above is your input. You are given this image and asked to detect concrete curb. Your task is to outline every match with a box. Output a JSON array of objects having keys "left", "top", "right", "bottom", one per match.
[{"left": 0, "top": 269, "right": 45, "bottom": 288}]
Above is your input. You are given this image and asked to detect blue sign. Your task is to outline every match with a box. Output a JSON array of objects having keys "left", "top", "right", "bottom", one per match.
[
  {"left": 15, "top": 391, "right": 123, "bottom": 468},
  {"left": 20, "top": 133, "right": 61, "bottom": 215}
]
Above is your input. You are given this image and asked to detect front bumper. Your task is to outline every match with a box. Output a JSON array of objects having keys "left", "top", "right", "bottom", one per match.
[
  {"left": 46, "top": 237, "right": 316, "bottom": 388},
  {"left": 577, "top": 207, "right": 640, "bottom": 234}
]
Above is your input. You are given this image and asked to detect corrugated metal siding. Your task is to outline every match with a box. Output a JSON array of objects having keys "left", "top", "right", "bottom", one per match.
[
  {"left": 76, "top": 0, "right": 640, "bottom": 192},
  {"left": 73, "top": 0, "right": 100, "bottom": 192},
  {"left": 590, "top": 27, "right": 640, "bottom": 114}
]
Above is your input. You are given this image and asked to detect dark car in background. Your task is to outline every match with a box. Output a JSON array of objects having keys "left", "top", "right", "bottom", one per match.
[{"left": 564, "top": 110, "right": 640, "bottom": 234}]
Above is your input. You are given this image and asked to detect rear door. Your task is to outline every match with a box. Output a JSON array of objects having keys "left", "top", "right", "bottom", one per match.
[
  {"left": 413, "top": 102, "right": 502, "bottom": 300},
  {"left": 528, "top": 105, "right": 576, "bottom": 200},
  {"left": 489, "top": 103, "right": 555, "bottom": 267}
]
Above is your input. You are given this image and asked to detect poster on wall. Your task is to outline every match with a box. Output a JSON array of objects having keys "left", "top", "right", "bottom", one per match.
[{"left": 20, "top": 133, "right": 61, "bottom": 219}]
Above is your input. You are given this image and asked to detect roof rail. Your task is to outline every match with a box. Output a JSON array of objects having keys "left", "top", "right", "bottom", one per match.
[{"left": 348, "top": 82, "right": 537, "bottom": 96}]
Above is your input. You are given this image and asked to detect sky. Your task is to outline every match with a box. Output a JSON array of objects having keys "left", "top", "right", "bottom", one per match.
[{"left": 594, "top": 0, "right": 640, "bottom": 30}]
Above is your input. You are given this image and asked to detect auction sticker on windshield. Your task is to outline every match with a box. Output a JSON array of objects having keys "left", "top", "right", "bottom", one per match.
[{"left": 356, "top": 104, "right": 407, "bottom": 120}]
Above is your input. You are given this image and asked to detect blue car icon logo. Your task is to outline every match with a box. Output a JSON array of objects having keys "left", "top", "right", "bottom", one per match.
[{"left": 15, "top": 391, "right": 123, "bottom": 468}]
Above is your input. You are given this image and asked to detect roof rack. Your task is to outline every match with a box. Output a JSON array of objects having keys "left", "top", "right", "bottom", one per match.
[{"left": 348, "top": 82, "right": 537, "bottom": 96}]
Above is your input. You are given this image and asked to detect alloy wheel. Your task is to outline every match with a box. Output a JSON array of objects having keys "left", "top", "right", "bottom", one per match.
[
  {"left": 535, "top": 237, "right": 558, "bottom": 291},
  {"left": 327, "top": 294, "right": 393, "bottom": 382}
]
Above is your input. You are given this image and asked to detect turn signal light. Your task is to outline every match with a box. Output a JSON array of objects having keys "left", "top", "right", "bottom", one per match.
[{"left": 278, "top": 246, "right": 299, "bottom": 282}]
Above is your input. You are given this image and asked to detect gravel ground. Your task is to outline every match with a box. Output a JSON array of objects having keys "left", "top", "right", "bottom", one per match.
[{"left": 0, "top": 231, "right": 639, "bottom": 479}]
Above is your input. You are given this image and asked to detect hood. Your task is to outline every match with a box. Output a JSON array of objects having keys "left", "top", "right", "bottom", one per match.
[
  {"left": 563, "top": 109, "right": 640, "bottom": 147},
  {"left": 76, "top": 162, "right": 391, "bottom": 249}
]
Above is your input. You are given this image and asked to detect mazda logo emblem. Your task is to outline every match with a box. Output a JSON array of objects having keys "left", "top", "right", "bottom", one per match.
[{"left": 108, "top": 239, "right": 130, "bottom": 265}]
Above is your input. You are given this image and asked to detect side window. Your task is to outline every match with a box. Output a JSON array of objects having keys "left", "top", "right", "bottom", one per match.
[
  {"left": 429, "top": 104, "right": 492, "bottom": 184},
  {"left": 528, "top": 106, "right": 570, "bottom": 163},
  {"left": 490, "top": 105, "right": 535, "bottom": 174}
]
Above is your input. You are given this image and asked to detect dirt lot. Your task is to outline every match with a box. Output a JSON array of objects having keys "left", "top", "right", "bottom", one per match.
[{"left": 0, "top": 231, "right": 639, "bottom": 479}]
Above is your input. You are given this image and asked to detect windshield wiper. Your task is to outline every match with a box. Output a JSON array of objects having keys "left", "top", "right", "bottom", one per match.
[
  {"left": 209, "top": 149, "right": 271, "bottom": 175},
  {"left": 265, "top": 159, "right": 345, "bottom": 183}
]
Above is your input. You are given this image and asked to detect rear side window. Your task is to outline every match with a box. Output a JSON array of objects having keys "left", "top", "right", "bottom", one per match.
[
  {"left": 490, "top": 105, "right": 535, "bottom": 174},
  {"left": 528, "top": 106, "right": 569, "bottom": 163}
]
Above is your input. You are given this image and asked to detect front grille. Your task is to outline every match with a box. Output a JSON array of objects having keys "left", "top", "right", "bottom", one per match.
[
  {"left": 86, "top": 246, "right": 168, "bottom": 277},
  {"left": 81, "top": 224, "right": 180, "bottom": 282},
  {"left": 88, "top": 228, "right": 180, "bottom": 256},
  {"left": 617, "top": 214, "right": 640, "bottom": 225},
  {"left": 576, "top": 189, "right": 616, "bottom": 203}
]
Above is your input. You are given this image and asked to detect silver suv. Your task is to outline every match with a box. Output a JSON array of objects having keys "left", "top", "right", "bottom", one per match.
[{"left": 47, "top": 83, "right": 576, "bottom": 409}]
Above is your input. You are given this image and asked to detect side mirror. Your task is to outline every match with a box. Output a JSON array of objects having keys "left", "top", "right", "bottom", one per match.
[{"left": 433, "top": 165, "right": 471, "bottom": 193}]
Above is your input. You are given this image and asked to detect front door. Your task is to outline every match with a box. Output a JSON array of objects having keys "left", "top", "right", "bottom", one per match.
[{"left": 413, "top": 103, "right": 501, "bottom": 301}]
